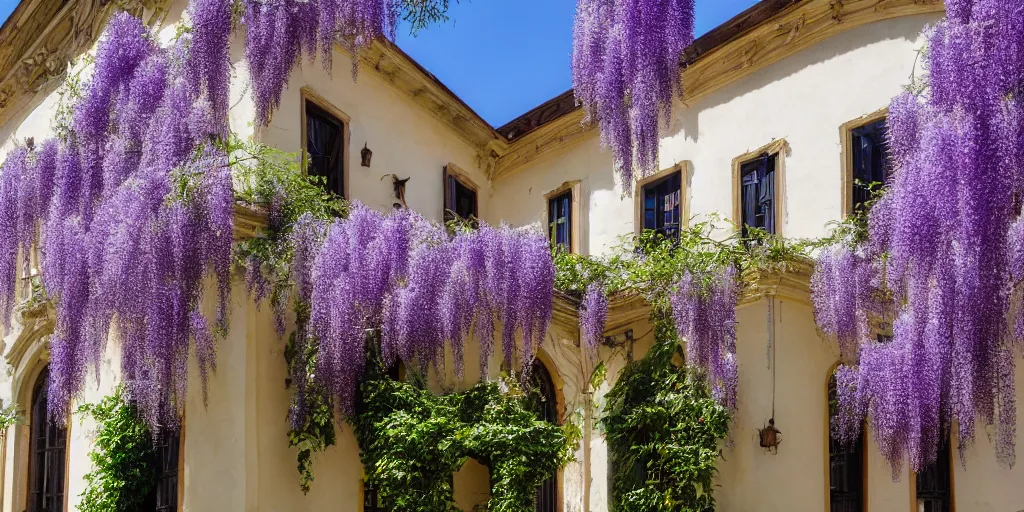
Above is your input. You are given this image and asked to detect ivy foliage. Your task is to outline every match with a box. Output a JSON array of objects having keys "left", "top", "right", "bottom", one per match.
[
  {"left": 602, "top": 314, "right": 731, "bottom": 512},
  {"left": 285, "top": 329, "right": 337, "bottom": 494},
  {"left": 77, "top": 387, "right": 158, "bottom": 512},
  {"left": 233, "top": 135, "right": 345, "bottom": 296},
  {"left": 355, "top": 360, "right": 580, "bottom": 512},
  {"left": 553, "top": 218, "right": 811, "bottom": 307}
]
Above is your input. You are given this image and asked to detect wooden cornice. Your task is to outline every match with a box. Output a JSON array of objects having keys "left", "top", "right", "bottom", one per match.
[
  {"left": 488, "top": 0, "right": 944, "bottom": 182},
  {"left": 0, "top": 0, "right": 172, "bottom": 129},
  {"left": 357, "top": 39, "right": 509, "bottom": 173}
]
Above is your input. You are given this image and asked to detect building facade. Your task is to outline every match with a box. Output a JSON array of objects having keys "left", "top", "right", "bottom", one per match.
[{"left": 0, "top": 0, "right": 1021, "bottom": 511}]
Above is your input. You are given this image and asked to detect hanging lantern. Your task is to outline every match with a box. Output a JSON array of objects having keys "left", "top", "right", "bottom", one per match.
[
  {"left": 758, "top": 418, "right": 782, "bottom": 453},
  {"left": 361, "top": 143, "right": 372, "bottom": 167}
]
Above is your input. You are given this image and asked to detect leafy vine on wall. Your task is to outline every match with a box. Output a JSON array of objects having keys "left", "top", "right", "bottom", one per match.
[
  {"left": 354, "top": 343, "right": 580, "bottom": 512},
  {"left": 77, "top": 387, "right": 159, "bottom": 512}
]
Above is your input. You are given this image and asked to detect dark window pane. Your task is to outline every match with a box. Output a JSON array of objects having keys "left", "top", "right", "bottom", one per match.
[
  {"left": 548, "top": 191, "right": 573, "bottom": 252},
  {"left": 445, "top": 174, "right": 478, "bottom": 224},
  {"left": 828, "top": 374, "right": 864, "bottom": 512},
  {"left": 530, "top": 362, "right": 558, "bottom": 512},
  {"left": 641, "top": 171, "right": 682, "bottom": 240},
  {"left": 916, "top": 436, "right": 952, "bottom": 512},
  {"left": 364, "top": 481, "right": 388, "bottom": 512},
  {"left": 152, "top": 428, "right": 181, "bottom": 512},
  {"left": 851, "top": 119, "right": 889, "bottom": 213},
  {"left": 306, "top": 101, "right": 345, "bottom": 198},
  {"left": 740, "top": 155, "right": 777, "bottom": 236},
  {"left": 28, "top": 367, "right": 67, "bottom": 512}
]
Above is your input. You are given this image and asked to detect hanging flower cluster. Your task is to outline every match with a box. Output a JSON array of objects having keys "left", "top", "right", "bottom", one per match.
[
  {"left": 579, "top": 282, "right": 608, "bottom": 357},
  {"left": 571, "top": 0, "right": 695, "bottom": 191},
  {"left": 670, "top": 267, "right": 739, "bottom": 411},
  {"left": 281, "top": 204, "right": 554, "bottom": 418},
  {"left": 242, "top": 0, "right": 402, "bottom": 124},
  {"left": 0, "top": 8, "right": 234, "bottom": 428},
  {"left": 812, "top": 0, "right": 1024, "bottom": 473}
]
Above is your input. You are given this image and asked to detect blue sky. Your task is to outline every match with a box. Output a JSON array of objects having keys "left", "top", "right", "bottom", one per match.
[
  {"left": 0, "top": 0, "right": 760, "bottom": 127},
  {"left": 396, "top": 0, "right": 761, "bottom": 127}
]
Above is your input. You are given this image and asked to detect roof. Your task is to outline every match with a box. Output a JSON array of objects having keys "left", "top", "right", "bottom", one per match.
[{"left": 495, "top": 0, "right": 803, "bottom": 142}]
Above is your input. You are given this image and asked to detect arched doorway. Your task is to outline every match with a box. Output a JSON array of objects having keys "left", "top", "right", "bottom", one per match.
[
  {"left": 27, "top": 366, "right": 67, "bottom": 512},
  {"left": 530, "top": 360, "right": 558, "bottom": 512}
]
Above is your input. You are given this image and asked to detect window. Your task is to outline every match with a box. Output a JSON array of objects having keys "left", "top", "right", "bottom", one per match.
[
  {"left": 28, "top": 367, "right": 66, "bottom": 512},
  {"left": 739, "top": 154, "right": 778, "bottom": 236},
  {"left": 850, "top": 118, "right": 889, "bottom": 213},
  {"left": 640, "top": 171, "right": 682, "bottom": 240},
  {"left": 149, "top": 429, "right": 181, "bottom": 512},
  {"left": 916, "top": 437, "right": 953, "bottom": 512},
  {"left": 444, "top": 165, "right": 478, "bottom": 223},
  {"left": 828, "top": 372, "right": 864, "bottom": 512},
  {"left": 530, "top": 361, "right": 558, "bottom": 512},
  {"left": 548, "top": 190, "right": 572, "bottom": 251},
  {"left": 305, "top": 99, "right": 346, "bottom": 198},
  {"left": 363, "top": 481, "right": 387, "bottom": 512}
]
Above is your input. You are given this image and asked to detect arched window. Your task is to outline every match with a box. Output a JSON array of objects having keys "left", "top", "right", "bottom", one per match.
[
  {"left": 27, "top": 367, "right": 67, "bottom": 512},
  {"left": 828, "top": 371, "right": 864, "bottom": 512},
  {"left": 530, "top": 360, "right": 558, "bottom": 512},
  {"left": 916, "top": 436, "right": 952, "bottom": 512}
]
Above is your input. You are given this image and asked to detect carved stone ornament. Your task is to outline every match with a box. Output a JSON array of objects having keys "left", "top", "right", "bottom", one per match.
[{"left": 0, "top": 0, "right": 173, "bottom": 127}]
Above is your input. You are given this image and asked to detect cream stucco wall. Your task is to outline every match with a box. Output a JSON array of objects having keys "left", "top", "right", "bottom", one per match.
[
  {"left": 3, "top": 2, "right": 1024, "bottom": 512},
  {"left": 491, "top": 14, "right": 942, "bottom": 255}
]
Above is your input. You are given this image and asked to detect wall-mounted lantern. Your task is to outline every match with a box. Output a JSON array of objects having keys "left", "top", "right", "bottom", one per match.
[
  {"left": 361, "top": 143, "right": 373, "bottom": 167},
  {"left": 758, "top": 418, "right": 782, "bottom": 454}
]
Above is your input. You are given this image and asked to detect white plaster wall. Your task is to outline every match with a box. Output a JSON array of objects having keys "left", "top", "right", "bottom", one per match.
[{"left": 492, "top": 14, "right": 942, "bottom": 255}]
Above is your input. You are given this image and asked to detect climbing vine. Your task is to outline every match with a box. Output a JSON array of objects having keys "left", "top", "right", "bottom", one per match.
[
  {"left": 355, "top": 349, "right": 580, "bottom": 512},
  {"left": 77, "top": 387, "right": 158, "bottom": 512},
  {"left": 602, "top": 314, "right": 730, "bottom": 512}
]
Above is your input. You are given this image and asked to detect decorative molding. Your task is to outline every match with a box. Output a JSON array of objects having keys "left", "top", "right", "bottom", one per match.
[
  {"left": 357, "top": 40, "right": 504, "bottom": 158},
  {"left": 489, "top": 0, "right": 943, "bottom": 182},
  {"left": 233, "top": 202, "right": 269, "bottom": 240},
  {"left": 0, "top": 0, "right": 173, "bottom": 128},
  {"left": 490, "top": 108, "right": 591, "bottom": 181},
  {"left": 682, "top": 0, "right": 941, "bottom": 104}
]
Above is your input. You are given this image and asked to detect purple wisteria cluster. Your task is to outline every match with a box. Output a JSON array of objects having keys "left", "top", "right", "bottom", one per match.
[
  {"left": 670, "top": 267, "right": 739, "bottom": 411},
  {"left": 812, "top": 0, "right": 1024, "bottom": 473},
  {"left": 242, "top": 0, "right": 402, "bottom": 124},
  {"left": 571, "top": 0, "right": 695, "bottom": 192},
  {"left": 0, "top": 8, "right": 234, "bottom": 428},
  {"left": 285, "top": 203, "right": 554, "bottom": 419},
  {"left": 580, "top": 282, "right": 608, "bottom": 357}
]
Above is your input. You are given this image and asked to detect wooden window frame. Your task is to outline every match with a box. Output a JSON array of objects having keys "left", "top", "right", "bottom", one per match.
[
  {"left": 731, "top": 139, "right": 788, "bottom": 236},
  {"left": 824, "top": 363, "right": 868, "bottom": 512},
  {"left": 634, "top": 163, "right": 689, "bottom": 239},
  {"left": 25, "top": 365, "right": 70, "bottom": 512},
  {"left": 840, "top": 107, "right": 888, "bottom": 218},
  {"left": 300, "top": 86, "right": 352, "bottom": 200},
  {"left": 443, "top": 163, "right": 480, "bottom": 223},
  {"left": 543, "top": 181, "right": 582, "bottom": 254}
]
